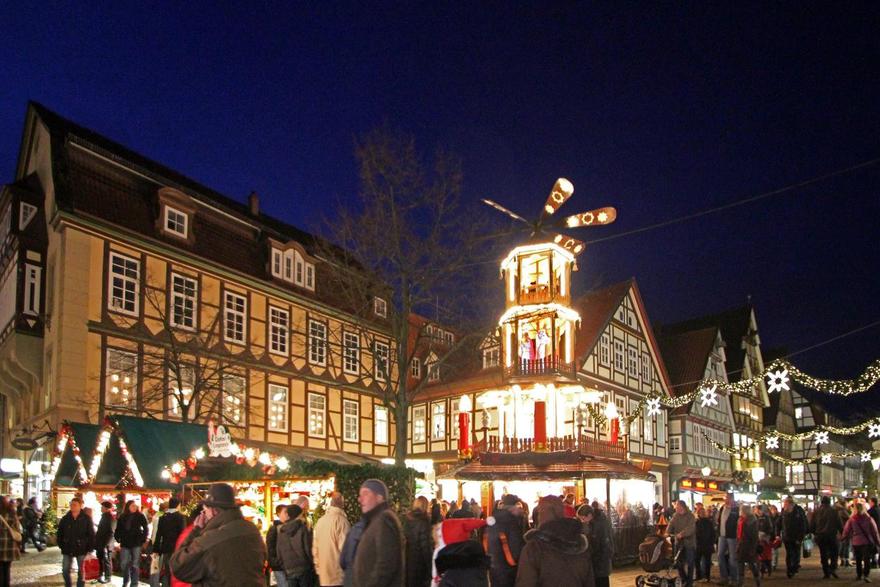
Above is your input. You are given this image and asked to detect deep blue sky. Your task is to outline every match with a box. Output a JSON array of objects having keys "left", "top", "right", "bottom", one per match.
[{"left": 2, "top": 4, "right": 878, "bottom": 412}]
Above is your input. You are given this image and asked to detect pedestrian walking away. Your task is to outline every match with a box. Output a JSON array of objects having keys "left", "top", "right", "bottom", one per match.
[
  {"left": 402, "top": 495, "right": 433, "bottom": 587},
  {"left": 842, "top": 501, "right": 880, "bottom": 582},
  {"left": 266, "top": 503, "right": 290, "bottom": 587},
  {"left": 94, "top": 500, "right": 115, "bottom": 584},
  {"left": 153, "top": 498, "right": 186, "bottom": 587},
  {"left": 486, "top": 494, "right": 526, "bottom": 587},
  {"left": 277, "top": 504, "right": 317, "bottom": 587},
  {"left": 736, "top": 504, "right": 761, "bottom": 587},
  {"left": 811, "top": 495, "right": 844, "bottom": 579},
  {"left": 57, "top": 496, "right": 96, "bottom": 587},
  {"left": 313, "top": 492, "right": 350, "bottom": 587}
]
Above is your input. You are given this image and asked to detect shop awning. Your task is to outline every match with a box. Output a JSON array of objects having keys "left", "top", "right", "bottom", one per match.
[
  {"left": 55, "top": 422, "right": 100, "bottom": 487},
  {"left": 437, "top": 457, "right": 656, "bottom": 482},
  {"left": 108, "top": 416, "right": 207, "bottom": 488}
]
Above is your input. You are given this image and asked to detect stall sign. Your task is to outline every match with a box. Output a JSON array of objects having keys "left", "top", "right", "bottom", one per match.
[{"left": 208, "top": 425, "right": 234, "bottom": 458}]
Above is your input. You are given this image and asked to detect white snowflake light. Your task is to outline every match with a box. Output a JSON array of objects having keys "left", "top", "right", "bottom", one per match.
[
  {"left": 646, "top": 398, "right": 662, "bottom": 417},
  {"left": 821, "top": 454, "right": 832, "bottom": 464},
  {"left": 862, "top": 452, "right": 872, "bottom": 463},
  {"left": 765, "top": 436, "right": 780, "bottom": 450},
  {"left": 699, "top": 384, "right": 719, "bottom": 408},
  {"left": 767, "top": 369, "right": 790, "bottom": 393},
  {"left": 814, "top": 431, "right": 830, "bottom": 445},
  {"left": 868, "top": 423, "right": 880, "bottom": 439}
]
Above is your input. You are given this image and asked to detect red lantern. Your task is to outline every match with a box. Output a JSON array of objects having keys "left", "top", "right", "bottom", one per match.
[
  {"left": 457, "top": 396, "right": 472, "bottom": 460},
  {"left": 534, "top": 400, "right": 547, "bottom": 451}
]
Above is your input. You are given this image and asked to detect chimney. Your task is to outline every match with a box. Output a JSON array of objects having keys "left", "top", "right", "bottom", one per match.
[{"left": 248, "top": 191, "right": 259, "bottom": 216}]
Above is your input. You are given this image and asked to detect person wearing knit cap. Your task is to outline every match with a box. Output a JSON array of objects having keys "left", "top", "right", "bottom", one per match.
[
  {"left": 487, "top": 495, "right": 525, "bottom": 587},
  {"left": 433, "top": 517, "right": 492, "bottom": 586},
  {"left": 350, "top": 479, "right": 404, "bottom": 587}
]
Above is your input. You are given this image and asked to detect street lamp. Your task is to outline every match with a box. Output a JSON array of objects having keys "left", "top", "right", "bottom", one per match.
[{"left": 701, "top": 466, "right": 712, "bottom": 478}]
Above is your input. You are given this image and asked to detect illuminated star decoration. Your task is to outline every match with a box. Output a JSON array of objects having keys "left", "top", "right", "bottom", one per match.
[
  {"left": 646, "top": 398, "right": 662, "bottom": 417},
  {"left": 814, "top": 431, "right": 830, "bottom": 445},
  {"left": 868, "top": 423, "right": 880, "bottom": 439},
  {"left": 699, "top": 384, "right": 719, "bottom": 408},
  {"left": 821, "top": 454, "right": 832, "bottom": 464},
  {"left": 767, "top": 369, "right": 790, "bottom": 393},
  {"left": 765, "top": 435, "right": 780, "bottom": 450},
  {"left": 862, "top": 452, "right": 872, "bottom": 463}
]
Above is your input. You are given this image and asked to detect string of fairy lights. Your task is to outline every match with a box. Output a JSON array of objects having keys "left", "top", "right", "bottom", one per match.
[{"left": 702, "top": 433, "right": 880, "bottom": 467}]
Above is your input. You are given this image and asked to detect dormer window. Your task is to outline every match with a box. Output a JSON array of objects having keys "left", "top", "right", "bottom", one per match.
[
  {"left": 268, "top": 241, "right": 318, "bottom": 291},
  {"left": 271, "top": 249, "right": 283, "bottom": 278},
  {"left": 164, "top": 206, "right": 188, "bottom": 238},
  {"left": 19, "top": 203, "right": 37, "bottom": 230},
  {"left": 374, "top": 297, "right": 387, "bottom": 318}
]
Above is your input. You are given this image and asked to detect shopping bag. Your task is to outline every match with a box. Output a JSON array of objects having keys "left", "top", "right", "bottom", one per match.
[
  {"left": 150, "top": 553, "right": 162, "bottom": 575},
  {"left": 83, "top": 554, "right": 101, "bottom": 582},
  {"left": 802, "top": 536, "right": 813, "bottom": 558}
]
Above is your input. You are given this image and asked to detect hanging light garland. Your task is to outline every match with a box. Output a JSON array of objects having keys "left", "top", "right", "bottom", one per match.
[
  {"left": 701, "top": 432, "right": 880, "bottom": 467},
  {"left": 47, "top": 423, "right": 89, "bottom": 485},
  {"left": 162, "top": 441, "right": 292, "bottom": 484}
]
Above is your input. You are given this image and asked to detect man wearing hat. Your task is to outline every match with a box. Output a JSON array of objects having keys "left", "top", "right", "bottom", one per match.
[
  {"left": 486, "top": 494, "right": 525, "bottom": 587},
  {"left": 349, "top": 479, "right": 405, "bottom": 587},
  {"left": 169, "top": 483, "right": 266, "bottom": 587}
]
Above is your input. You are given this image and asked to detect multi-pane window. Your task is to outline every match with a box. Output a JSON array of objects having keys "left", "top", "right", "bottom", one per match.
[
  {"left": 164, "top": 206, "right": 188, "bottom": 238},
  {"left": 482, "top": 347, "right": 500, "bottom": 369},
  {"left": 271, "top": 249, "right": 283, "bottom": 278},
  {"left": 614, "top": 340, "right": 625, "bottom": 371},
  {"left": 23, "top": 264, "right": 40, "bottom": 315},
  {"left": 432, "top": 402, "right": 446, "bottom": 440},
  {"left": 305, "top": 264, "right": 315, "bottom": 290},
  {"left": 308, "top": 393, "right": 326, "bottom": 437},
  {"left": 373, "top": 297, "right": 387, "bottom": 318},
  {"left": 169, "top": 365, "right": 195, "bottom": 420},
  {"left": 283, "top": 250, "right": 294, "bottom": 281},
  {"left": 643, "top": 412, "right": 654, "bottom": 442},
  {"left": 343, "top": 332, "right": 360, "bottom": 375},
  {"left": 343, "top": 399, "right": 359, "bottom": 442},
  {"left": 427, "top": 358, "right": 440, "bottom": 382},
  {"left": 295, "top": 252, "right": 304, "bottom": 285},
  {"left": 627, "top": 347, "right": 639, "bottom": 377},
  {"left": 222, "top": 375, "right": 245, "bottom": 425},
  {"left": 374, "top": 341, "right": 389, "bottom": 381},
  {"left": 308, "top": 320, "right": 327, "bottom": 366},
  {"left": 375, "top": 406, "right": 388, "bottom": 445},
  {"left": 19, "top": 202, "right": 37, "bottom": 230},
  {"left": 105, "top": 349, "right": 137, "bottom": 409},
  {"left": 108, "top": 252, "right": 139, "bottom": 315},
  {"left": 170, "top": 274, "right": 197, "bottom": 329},
  {"left": 223, "top": 291, "right": 247, "bottom": 344},
  {"left": 268, "top": 384, "right": 288, "bottom": 432},
  {"left": 450, "top": 402, "right": 459, "bottom": 439},
  {"left": 670, "top": 436, "right": 681, "bottom": 453},
  {"left": 641, "top": 353, "right": 652, "bottom": 383},
  {"left": 413, "top": 405, "right": 426, "bottom": 443},
  {"left": 410, "top": 357, "right": 421, "bottom": 378},
  {"left": 599, "top": 334, "right": 611, "bottom": 366},
  {"left": 269, "top": 307, "right": 289, "bottom": 355}
]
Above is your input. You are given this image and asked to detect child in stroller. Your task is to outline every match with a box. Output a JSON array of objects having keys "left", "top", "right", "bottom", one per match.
[{"left": 636, "top": 534, "right": 684, "bottom": 587}]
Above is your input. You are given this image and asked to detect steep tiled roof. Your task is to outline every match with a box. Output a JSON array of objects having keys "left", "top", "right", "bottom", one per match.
[
  {"left": 657, "top": 326, "right": 718, "bottom": 415},
  {"left": 573, "top": 280, "right": 632, "bottom": 361}
]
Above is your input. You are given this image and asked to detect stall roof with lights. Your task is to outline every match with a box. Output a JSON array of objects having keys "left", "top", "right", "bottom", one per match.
[
  {"left": 54, "top": 422, "right": 100, "bottom": 487},
  {"left": 438, "top": 452, "right": 656, "bottom": 482}
]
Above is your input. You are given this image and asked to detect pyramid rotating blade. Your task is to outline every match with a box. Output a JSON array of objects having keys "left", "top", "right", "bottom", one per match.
[
  {"left": 481, "top": 199, "right": 530, "bottom": 225},
  {"left": 541, "top": 178, "right": 575, "bottom": 217},
  {"left": 558, "top": 206, "right": 617, "bottom": 229},
  {"left": 550, "top": 233, "right": 586, "bottom": 255}
]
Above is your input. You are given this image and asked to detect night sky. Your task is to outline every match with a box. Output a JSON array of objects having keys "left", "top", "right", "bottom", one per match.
[{"left": 2, "top": 4, "right": 878, "bottom": 415}]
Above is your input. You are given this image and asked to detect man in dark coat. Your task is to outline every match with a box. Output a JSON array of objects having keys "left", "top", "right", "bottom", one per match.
[
  {"left": 781, "top": 496, "right": 808, "bottom": 578},
  {"left": 170, "top": 483, "right": 267, "bottom": 587},
  {"left": 403, "top": 497, "right": 433, "bottom": 587},
  {"left": 277, "top": 504, "right": 316, "bottom": 586},
  {"left": 154, "top": 497, "right": 186, "bottom": 587},
  {"left": 266, "top": 504, "right": 290, "bottom": 587},
  {"left": 811, "top": 495, "right": 844, "bottom": 579},
  {"left": 21, "top": 497, "right": 45, "bottom": 552},
  {"left": 94, "top": 501, "right": 115, "bottom": 584},
  {"left": 515, "top": 495, "right": 594, "bottom": 587},
  {"left": 57, "top": 497, "right": 96, "bottom": 587},
  {"left": 351, "top": 479, "right": 405, "bottom": 587},
  {"left": 486, "top": 495, "right": 525, "bottom": 587},
  {"left": 577, "top": 503, "right": 613, "bottom": 587}
]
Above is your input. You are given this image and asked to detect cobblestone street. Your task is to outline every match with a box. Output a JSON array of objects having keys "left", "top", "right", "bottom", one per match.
[{"left": 10, "top": 545, "right": 856, "bottom": 586}]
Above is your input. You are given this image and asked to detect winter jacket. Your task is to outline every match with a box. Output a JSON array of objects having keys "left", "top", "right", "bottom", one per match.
[
  {"left": 695, "top": 517, "right": 715, "bottom": 555},
  {"left": 277, "top": 518, "right": 314, "bottom": 577},
  {"left": 736, "top": 515, "right": 759, "bottom": 564},
  {"left": 842, "top": 513, "right": 880, "bottom": 548},
  {"left": 515, "top": 518, "right": 595, "bottom": 587},
  {"left": 170, "top": 507, "right": 266, "bottom": 587},
  {"left": 313, "top": 506, "right": 350, "bottom": 587},
  {"left": 868, "top": 505, "right": 880, "bottom": 531},
  {"left": 22, "top": 506, "right": 39, "bottom": 531},
  {"left": 781, "top": 504, "right": 807, "bottom": 543},
  {"left": 95, "top": 512, "right": 114, "bottom": 549},
  {"left": 435, "top": 540, "right": 489, "bottom": 587},
  {"left": 339, "top": 518, "right": 365, "bottom": 587},
  {"left": 811, "top": 504, "right": 843, "bottom": 538},
  {"left": 57, "top": 510, "right": 96, "bottom": 557},
  {"left": 716, "top": 504, "right": 739, "bottom": 538},
  {"left": 114, "top": 511, "right": 149, "bottom": 548},
  {"left": 266, "top": 521, "right": 283, "bottom": 571},
  {"left": 486, "top": 507, "right": 525, "bottom": 586},
  {"left": 351, "top": 503, "right": 405, "bottom": 587},
  {"left": 155, "top": 510, "right": 187, "bottom": 555},
  {"left": 667, "top": 510, "right": 696, "bottom": 550},
  {"left": 0, "top": 511, "right": 21, "bottom": 562},
  {"left": 586, "top": 510, "right": 613, "bottom": 578},
  {"left": 403, "top": 509, "right": 433, "bottom": 587}
]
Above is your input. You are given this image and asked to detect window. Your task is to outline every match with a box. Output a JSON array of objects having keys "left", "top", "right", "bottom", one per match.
[
  {"left": 108, "top": 252, "right": 140, "bottom": 315},
  {"left": 643, "top": 412, "right": 654, "bottom": 442},
  {"left": 627, "top": 347, "right": 639, "bottom": 377},
  {"left": 626, "top": 310, "right": 636, "bottom": 328},
  {"left": 169, "top": 365, "right": 194, "bottom": 420},
  {"left": 375, "top": 406, "right": 388, "bottom": 445},
  {"left": 373, "top": 297, "right": 387, "bottom": 318},
  {"left": 599, "top": 334, "right": 611, "bottom": 366},
  {"left": 222, "top": 375, "right": 245, "bottom": 425},
  {"left": 343, "top": 399, "right": 359, "bottom": 442},
  {"left": 308, "top": 320, "right": 327, "bottom": 366},
  {"left": 432, "top": 402, "right": 446, "bottom": 440},
  {"left": 19, "top": 202, "right": 37, "bottom": 230},
  {"left": 614, "top": 340, "right": 625, "bottom": 371},
  {"left": 295, "top": 252, "right": 304, "bottom": 285},
  {"left": 305, "top": 263, "right": 315, "bottom": 290},
  {"left": 670, "top": 436, "right": 681, "bottom": 452},
  {"left": 164, "top": 206, "right": 188, "bottom": 238},
  {"left": 641, "top": 353, "right": 652, "bottom": 383},
  {"left": 283, "top": 250, "right": 294, "bottom": 281},
  {"left": 374, "top": 341, "right": 389, "bottom": 381},
  {"left": 223, "top": 291, "right": 247, "bottom": 344},
  {"left": 482, "top": 347, "right": 500, "bottom": 369},
  {"left": 271, "top": 249, "right": 283, "bottom": 278},
  {"left": 451, "top": 401, "right": 460, "bottom": 439},
  {"left": 268, "top": 384, "right": 289, "bottom": 432},
  {"left": 308, "top": 393, "right": 326, "bottom": 437},
  {"left": 343, "top": 332, "right": 360, "bottom": 375},
  {"left": 23, "top": 264, "right": 40, "bottom": 315},
  {"left": 411, "top": 357, "right": 421, "bottom": 378},
  {"left": 444, "top": 331, "right": 454, "bottom": 345},
  {"left": 170, "top": 274, "right": 197, "bottom": 329},
  {"left": 269, "top": 307, "right": 289, "bottom": 355},
  {"left": 413, "top": 405, "right": 427, "bottom": 443},
  {"left": 427, "top": 356, "right": 439, "bottom": 382},
  {"left": 105, "top": 349, "right": 137, "bottom": 409}
]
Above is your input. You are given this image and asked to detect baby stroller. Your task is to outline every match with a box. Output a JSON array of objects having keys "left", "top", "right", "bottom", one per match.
[{"left": 635, "top": 534, "right": 683, "bottom": 587}]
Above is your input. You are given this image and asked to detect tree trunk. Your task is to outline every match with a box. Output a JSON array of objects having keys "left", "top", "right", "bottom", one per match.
[{"left": 394, "top": 402, "right": 408, "bottom": 466}]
